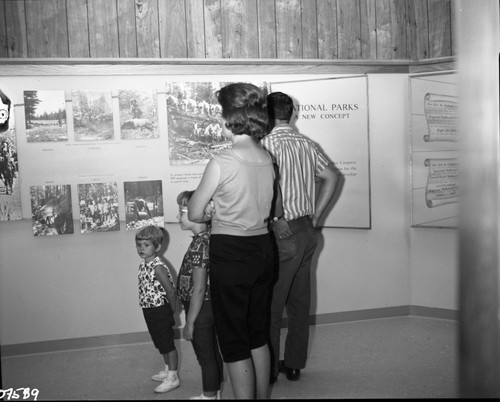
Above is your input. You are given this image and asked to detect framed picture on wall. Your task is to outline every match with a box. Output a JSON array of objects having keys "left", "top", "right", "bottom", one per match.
[
  {"left": 24, "top": 90, "right": 67, "bottom": 143},
  {"left": 30, "top": 184, "right": 73, "bottom": 236},
  {"left": 78, "top": 182, "right": 120, "bottom": 233},
  {"left": 124, "top": 180, "right": 164, "bottom": 230}
]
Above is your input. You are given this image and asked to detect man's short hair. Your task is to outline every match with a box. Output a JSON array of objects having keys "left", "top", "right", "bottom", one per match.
[{"left": 267, "top": 92, "right": 294, "bottom": 122}]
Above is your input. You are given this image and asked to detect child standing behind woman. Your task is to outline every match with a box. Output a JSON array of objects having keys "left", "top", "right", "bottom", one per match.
[
  {"left": 176, "top": 190, "right": 223, "bottom": 400},
  {"left": 188, "top": 83, "right": 276, "bottom": 399},
  {"left": 135, "top": 225, "right": 180, "bottom": 394}
]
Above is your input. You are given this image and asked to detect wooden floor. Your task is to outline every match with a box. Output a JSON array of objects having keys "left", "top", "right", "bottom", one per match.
[{"left": 1, "top": 316, "right": 458, "bottom": 400}]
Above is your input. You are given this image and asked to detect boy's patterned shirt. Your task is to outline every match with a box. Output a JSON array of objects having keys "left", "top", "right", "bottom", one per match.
[
  {"left": 177, "top": 230, "right": 211, "bottom": 302},
  {"left": 138, "top": 256, "right": 175, "bottom": 308}
]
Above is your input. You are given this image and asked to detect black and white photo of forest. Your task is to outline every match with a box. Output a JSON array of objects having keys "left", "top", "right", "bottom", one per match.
[
  {"left": 31, "top": 185, "right": 74, "bottom": 236},
  {"left": 24, "top": 90, "right": 67, "bottom": 143},
  {"left": 72, "top": 90, "right": 114, "bottom": 142}
]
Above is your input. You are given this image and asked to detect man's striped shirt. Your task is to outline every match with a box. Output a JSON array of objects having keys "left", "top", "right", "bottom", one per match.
[{"left": 261, "top": 124, "right": 330, "bottom": 221}]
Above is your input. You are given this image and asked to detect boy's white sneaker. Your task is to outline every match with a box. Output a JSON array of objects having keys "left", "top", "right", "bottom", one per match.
[
  {"left": 189, "top": 393, "right": 215, "bottom": 400},
  {"left": 189, "top": 390, "right": 221, "bottom": 399},
  {"left": 154, "top": 376, "right": 180, "bottom": 393},
  {"left": 151, "top": 369, "right": 169, "bottom": 382}
]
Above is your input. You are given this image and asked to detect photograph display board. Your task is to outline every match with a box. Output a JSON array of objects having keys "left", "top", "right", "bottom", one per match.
[
  {"left": 1, "top": 71, "right": 371, "bottom": 232},
  {"left": 409, "top": 72, "right": 458, "bottom": 228}
]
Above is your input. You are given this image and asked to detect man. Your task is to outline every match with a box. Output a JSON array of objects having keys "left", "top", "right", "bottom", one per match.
[{"left": 261, "top": 91, "right": 340, "bottom": 383}]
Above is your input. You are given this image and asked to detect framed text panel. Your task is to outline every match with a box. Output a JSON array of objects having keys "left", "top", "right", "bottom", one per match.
[{"left": 409, "top": 71, "right": 458, "bottom": 228}]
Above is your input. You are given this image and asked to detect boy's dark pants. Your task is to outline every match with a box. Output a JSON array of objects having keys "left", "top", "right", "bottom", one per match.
[{"left": 183, "top": 299, "right": 223, "bottom": 392}]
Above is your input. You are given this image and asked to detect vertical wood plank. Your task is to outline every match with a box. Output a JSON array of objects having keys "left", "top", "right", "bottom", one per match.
[
  {"left": 221, "top": 0, "right": 258, "bottom": 58},
  {"left": 159, "top": 0, "right": 187, "bottom": 57},
  {"left": 449, "top": 0, "right": 456, "bottom": 55},
  {"left": 389, "top": 0, "right": 408, "bottom": 59},
  {"left": 67, "top": 0, "right": 90, "bottom": 57},
  {"left": 360, "top": 0, "right": 377, "bottom": 59},
  {"left": 317, "top": 0, "right": 338, "bottom": 59},
  {"left": 4, "top": 0, "right": 28, "bottom": 57},
  {"left": 301, "top": 0, "right": 318, "bottom": 59},
  {"left": 0, "top": 1, "right": 8, "bottom": 58},
  {"left": 204, "top": 0, "right": 223, "bottom": 58},
  {"left": 405, "top": 0, "right": 416, "bottom": 60},
  {"left": 257, "top": 0, "right": 276, "bottom": 58},
  {"left": 117, "top": 0, "right": 137, "bottom": 57},
  {"left": 412, "top": 0, "right": 429, "bottom": 60},
  {"left": 457, "top": 0, "right": 500, "bottom": 397},
  {"left": 0, "top": 0, "right": 458, "bottom": 62},
  {"left": 428, "top": 0, "right": 451, "bottom": 57},
  {"left": 337, "top": 0, "right": 361, "bottom": 59},
  {"left": 276, "top": 0, "right": 302, "bottom": 58},
  {"left": 88, "top": 0, "right": 119, "bottom": 57},
  {"left": 375, "top": 0, "right": 392, "bottom": 59},
  {"left": 135, "top": 0, "right": 160, "bottom": 58},
  {"left": 25, "top": 0, "right": 69, "bottom": 57},
  {"left": 185, "top": 0, "right": 206, "bottom": 57}
]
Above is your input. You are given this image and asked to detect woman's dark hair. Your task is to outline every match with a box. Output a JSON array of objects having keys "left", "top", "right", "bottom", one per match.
[{"left": 216, "top": 83, "right": 268, "bottom": 140}]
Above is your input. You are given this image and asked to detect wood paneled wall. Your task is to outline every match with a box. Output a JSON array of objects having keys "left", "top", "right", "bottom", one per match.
[{"left": 0, "top": 0, "right": 454, "bottom": 60}]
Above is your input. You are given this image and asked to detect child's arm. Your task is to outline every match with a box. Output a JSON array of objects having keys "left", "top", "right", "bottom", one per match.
[
  {"left": 154, "top": 266, "right": 177, "bottom": 312},
  {"left": 183, "top": 268, "right": 207, "bottom": 341}
]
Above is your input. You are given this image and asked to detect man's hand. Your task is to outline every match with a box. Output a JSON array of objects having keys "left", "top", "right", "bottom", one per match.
[{"left": 271, "top": 217, "right": 293, "bottom": 239}]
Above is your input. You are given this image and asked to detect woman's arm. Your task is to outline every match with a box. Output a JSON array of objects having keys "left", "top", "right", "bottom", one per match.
[{"left": 188, "top": 159, "right": 220, "bottom": 222}]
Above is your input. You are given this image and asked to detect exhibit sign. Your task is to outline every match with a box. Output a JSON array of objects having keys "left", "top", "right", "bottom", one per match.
[
  {"left": 409, "top": 72, "right": 458, "bottom": 228},
  {"left": 271, "top": 76, "right": 370, "bottom": 228}
]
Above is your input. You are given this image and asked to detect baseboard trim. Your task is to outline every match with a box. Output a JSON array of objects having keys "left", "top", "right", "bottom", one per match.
[
  {"left": 1, "top": 306, "right": 456, "bottom": 357},
  {"left": 409, "top": 305, "right": 458, "bottom": 321}
]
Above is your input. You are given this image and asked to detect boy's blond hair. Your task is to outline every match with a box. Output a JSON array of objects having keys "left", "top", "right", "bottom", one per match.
[{"left": 176, "top": 190, "right": 195, "bottom": 207}]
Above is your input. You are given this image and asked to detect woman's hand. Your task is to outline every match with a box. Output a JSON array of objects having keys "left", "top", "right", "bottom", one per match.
[{"left": 204, "top": 200, "right": 216, "bottom": 219}]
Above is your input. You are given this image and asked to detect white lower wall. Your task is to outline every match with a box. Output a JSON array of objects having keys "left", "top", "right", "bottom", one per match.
[
  {"left": 0, "top": 74, "right": 458, "bottom": 347},
  {"left": 410, "top": 227, "right": 458, "bottom": 310}
]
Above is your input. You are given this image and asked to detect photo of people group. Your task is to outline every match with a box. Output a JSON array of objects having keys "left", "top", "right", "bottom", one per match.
[
  {"left": 166, "top": 81, "right": 230, "bottom": 165},
  {"left": 0, "top": 89, "right": 21, "bottom": 221},
  {"left": 78, "top": 182, "right": 120, "bottom": 234}
]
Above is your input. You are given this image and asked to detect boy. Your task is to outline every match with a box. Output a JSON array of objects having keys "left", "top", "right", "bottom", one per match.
[
  {"left": 176, "top": 191, "right": 223, "bottom": 400},
  {"left": 136, "top": 225, "right": 180, "bottom": 393}
]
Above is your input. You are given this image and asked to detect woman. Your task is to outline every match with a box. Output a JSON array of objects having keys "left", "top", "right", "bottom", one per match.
[{"left": 188, "top": 83, "right": 275, "bottom": 399}]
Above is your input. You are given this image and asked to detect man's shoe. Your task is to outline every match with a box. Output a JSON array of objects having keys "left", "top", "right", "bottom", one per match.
[{"left": 278, "top": 360, "right": 301, "bottom": 381}]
